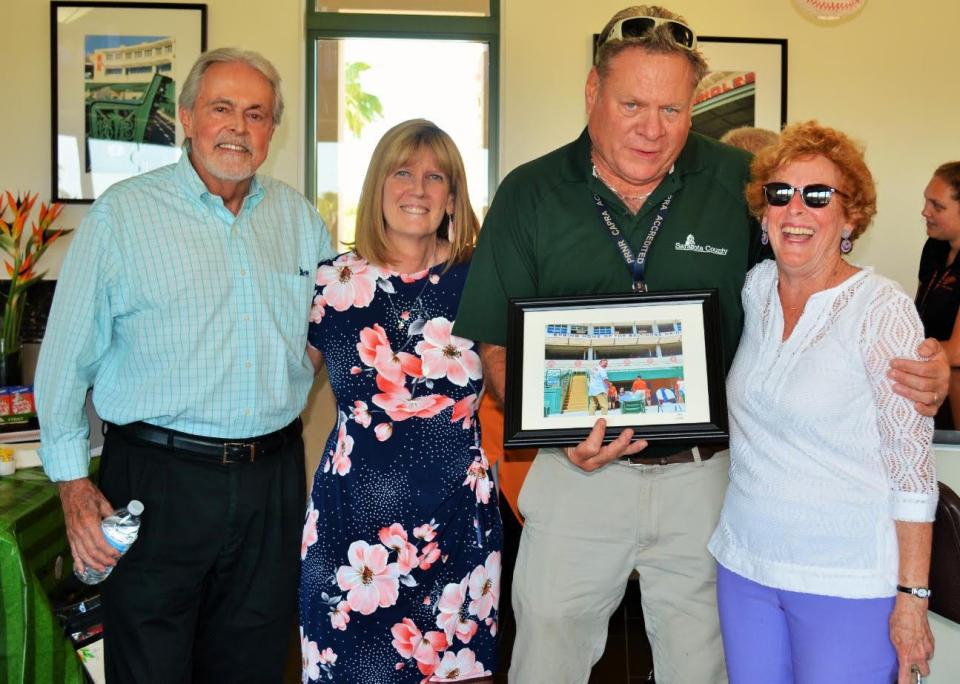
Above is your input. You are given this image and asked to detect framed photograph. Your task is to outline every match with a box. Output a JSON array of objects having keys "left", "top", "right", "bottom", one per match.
[
  {"left": 503, "top": 290, "right": 728, "bottom": 449},
  {"left": 692, "top": 36, "right": 787, "bottom": 140},
  {"left": 51, "top": 2, "right": 208, "bottom": 203}
]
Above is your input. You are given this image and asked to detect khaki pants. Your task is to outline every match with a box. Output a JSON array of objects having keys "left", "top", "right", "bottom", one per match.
[
  {"left": 509, "top": 448, "right": 729, "bottom": 684},
  {"left": 588, "top": 393, "right": 608, "bottom": 415}
]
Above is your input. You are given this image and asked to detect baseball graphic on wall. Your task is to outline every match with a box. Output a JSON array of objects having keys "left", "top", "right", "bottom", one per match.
[{"left": 793, "top": 0, "right": 866, "bottom": 21}]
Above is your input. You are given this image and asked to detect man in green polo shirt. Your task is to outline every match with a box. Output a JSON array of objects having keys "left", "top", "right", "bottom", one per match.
[{"left": 454, "top": 5, "right": 948, "bottom": 683}]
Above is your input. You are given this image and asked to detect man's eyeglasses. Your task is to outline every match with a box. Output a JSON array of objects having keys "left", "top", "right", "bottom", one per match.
[
  {"left": 600, "top": 16, "right": 698, "bottom": 51},
  {"left": 762, "top": 182, "right": 848, "bottom": 209}
]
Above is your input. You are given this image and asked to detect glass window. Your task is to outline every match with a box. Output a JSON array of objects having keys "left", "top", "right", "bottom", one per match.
[
  {"left": 313, "top": 38, "right": 489, "bottom": 251},
  {"left": 315, "top": 0, "right": 488, "bottom": 16}
]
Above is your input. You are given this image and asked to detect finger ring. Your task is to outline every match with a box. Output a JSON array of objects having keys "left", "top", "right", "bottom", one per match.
[{"left": 933, "top": 391, "right": 940, "bottom": 405}]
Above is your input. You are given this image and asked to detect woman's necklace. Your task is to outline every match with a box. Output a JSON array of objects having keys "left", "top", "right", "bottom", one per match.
[{"left": 778, "top": 260, "right": 852, "bottom": 314}]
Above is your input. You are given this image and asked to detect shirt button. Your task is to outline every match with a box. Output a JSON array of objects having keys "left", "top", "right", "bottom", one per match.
[
  {"left": 240, "top": 268, "right": 247, "bottom": 277},
  {"left": 243, "top": 408, "right": 252, "bottom": 416},
  {"left": 242, "top": 314, "right": 251, "bottom": 322},
  {"left": 244, "top": 361, "right": 252, "bottom": 369}
]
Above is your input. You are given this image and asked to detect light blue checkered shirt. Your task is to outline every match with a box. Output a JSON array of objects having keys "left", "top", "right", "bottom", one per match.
[{"left": 36, "top": 154, "right": 333, "bottom": 481}]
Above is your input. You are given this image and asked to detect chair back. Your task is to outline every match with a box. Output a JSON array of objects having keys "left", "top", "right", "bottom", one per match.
[{"left": 930, "top": 481, "right": 960, "bottom": 624}]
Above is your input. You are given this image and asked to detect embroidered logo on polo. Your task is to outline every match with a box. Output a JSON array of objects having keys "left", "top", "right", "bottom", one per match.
[{"left": 674, "top": 234, "right": 728, "bottom": 256}]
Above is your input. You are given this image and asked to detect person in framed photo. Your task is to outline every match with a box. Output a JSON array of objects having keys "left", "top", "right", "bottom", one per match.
[
  {"left": 708, "top": 120, "right": 937, "bottom": 683},
  {"left": 452, "top": 5, "right": 950, "bottom": 682},
  {"left": 36, "top": 48, "right": 333, "bottom": 683},
  {"left": 588, "top": 358, "right": 611, "bottom": 415}
]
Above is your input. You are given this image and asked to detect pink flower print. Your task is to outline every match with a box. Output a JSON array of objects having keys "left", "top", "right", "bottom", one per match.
[
  {"left": 436, "top": 578, "right": 478, "bottom": 644},
  {"left": 419, "top": 541, "right": 441, "bottom": 570},
  {"left": 350, "top": 366, "right": 362, "bottom": 375},
  {"left": 450, "top": 394, "right": 478, "bottom": 429},
  {"left": 325, "top": 416, "right": 353, "bottom": 476},
  {"left": 431, "top": 647, "right": 487, "bottom": 681},
  {"left": 485, "top": 617, "right": 497, "bottom": 637},
  {"left": 349, "top": 400, "right": 371, "bottom": 428},
  {"left": 379, "top": 523, "right": 421, "bottom": 575},
  {"left": 335, "top": 540, "right": 400, "bottom": 615},
  {"left": 309, "top": 294, "right": 326, "bottom": 324},
  {"left": 374, "top": 422, "right": 393, "bottom": 441},
  {"left": 300, "top": 626, "right": 321, "bottom": 682},
  {"left": 301, "top": 501, "right": 319, "bottom": 560},
  {"left": 390, "top": 618, "right": 448, "bottom": 676},
  {"left": 315, "top": 253, "right": 380, "bottom": 311},
  {"left": 400, "top": 310, "right": 411, "bottom": 321},
  {"left": 399, "top": 268, "right": 431, "bottom": 284},
  {"left": 429, "top": 274, "right": 440, "bottom": 285},
  {"left": 318, "top": 648, "right": 337, "bottom": 665},
  {"left": 357, "top": 324, "right": 422, "bottom": 387},
  {"left": 372, "top": 373, "right": 455, "bottom": 422},
  {"left": 415, "top": 318, "right": 482, "bottom": 387},
  {"left": 414, "top": 521, "right": 438, "bottom": 542},
  {"left": 467, "top": 551, "right": 501, "bottom": 621},
  {"left": 329, "top": 600, "right": 350, "bottom": 631},
  {"left": 463, "top": 457, "right": 492, "bottom": 504}
]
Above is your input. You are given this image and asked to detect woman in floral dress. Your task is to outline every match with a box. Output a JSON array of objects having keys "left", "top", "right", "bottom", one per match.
[{"left": 299, "top": 119, "right": 502, "bottom": 683}]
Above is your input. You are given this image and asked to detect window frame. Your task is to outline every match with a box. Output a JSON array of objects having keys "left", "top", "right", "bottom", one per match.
[{"left": 304, "top": 3, "right": 500, "bottom": 209}]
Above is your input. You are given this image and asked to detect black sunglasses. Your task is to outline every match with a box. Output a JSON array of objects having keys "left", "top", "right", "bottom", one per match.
[
  {"left": 762, "top": 182, "right": 848, "bottom": 208},
  {"left": 600, "top": 16, "right": 697, "bottom": 51}
]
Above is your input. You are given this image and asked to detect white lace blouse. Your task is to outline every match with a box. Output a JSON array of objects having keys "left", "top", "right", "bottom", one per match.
[{"left": 708, "top": 260, "right": 938, "bottom": 599}]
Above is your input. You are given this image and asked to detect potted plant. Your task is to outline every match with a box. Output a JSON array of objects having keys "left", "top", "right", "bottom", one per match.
[{"left": 0, "top": 192, "right": 70, "bottom": 386}]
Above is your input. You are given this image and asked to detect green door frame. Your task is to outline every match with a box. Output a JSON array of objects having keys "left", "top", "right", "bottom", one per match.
[{"left": 304, "top": 3, "right": 500, "bottom": 208}]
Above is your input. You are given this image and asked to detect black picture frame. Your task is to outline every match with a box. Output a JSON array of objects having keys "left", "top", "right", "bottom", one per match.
[
  {"left": 504, "top": 290, "right": 728, "bottom": 449},
  {"left": 693, "top": 36, "right": 788, "bottom": 140},
  {"left": 51, "top": 1, "right": 208, "bottom": 204}
]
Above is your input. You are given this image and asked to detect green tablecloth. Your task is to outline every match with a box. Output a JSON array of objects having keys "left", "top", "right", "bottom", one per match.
[{"left": 0, "top": 467, "right": 85, "bottom": 683}]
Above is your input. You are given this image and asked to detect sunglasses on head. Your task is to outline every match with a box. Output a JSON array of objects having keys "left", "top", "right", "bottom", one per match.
[
  {"left": 600, "top": 16, "right": 698, "bottom": 51},
  {"left": 762, "top": 182, "right": 848, "bottom": 208}
]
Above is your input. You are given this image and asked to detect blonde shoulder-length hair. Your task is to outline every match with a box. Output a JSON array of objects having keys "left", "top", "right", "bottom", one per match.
[{"left": 352, "top": 119, "right": 480, "bottom": 270}]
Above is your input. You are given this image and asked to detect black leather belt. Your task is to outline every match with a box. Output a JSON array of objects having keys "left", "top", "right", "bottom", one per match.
[
  {"left": 622, "top": 442, "right": 728, "bottom": 466},
  {"left": 108, "top": 419, "right": 303, "bottom": 464}
]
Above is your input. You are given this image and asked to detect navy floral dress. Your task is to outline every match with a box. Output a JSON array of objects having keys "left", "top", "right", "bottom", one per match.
[{"left": 299, "top": 252, "right": 502, "bottom": 683}]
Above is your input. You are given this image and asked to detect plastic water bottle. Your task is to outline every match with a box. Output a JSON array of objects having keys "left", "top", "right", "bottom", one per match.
[{"left": 74, "top": 499, "right": 145, "bottom": 585}]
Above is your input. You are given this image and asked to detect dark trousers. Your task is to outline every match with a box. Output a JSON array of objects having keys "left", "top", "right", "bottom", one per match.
[{"left": 98, "top": 426, "right": 306, "bottom": 684}]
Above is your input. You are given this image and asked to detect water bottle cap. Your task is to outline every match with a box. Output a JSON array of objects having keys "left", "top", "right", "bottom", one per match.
[{"left": 127, "top": 500, "right": 145, "bottom": 515}]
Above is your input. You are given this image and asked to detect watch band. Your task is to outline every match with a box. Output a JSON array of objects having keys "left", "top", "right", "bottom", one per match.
[{"left": 896, "top": 584, "right": 932, "bottom": 599}]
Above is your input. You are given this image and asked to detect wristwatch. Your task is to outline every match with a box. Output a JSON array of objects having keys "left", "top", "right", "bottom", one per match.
[{"left": 897, "top": 584, "right": 932, "bottom": 599}]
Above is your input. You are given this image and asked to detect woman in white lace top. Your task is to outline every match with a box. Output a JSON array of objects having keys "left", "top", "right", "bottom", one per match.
[{"left": 708, "top": 121, "right": 938, "bottom": 684}]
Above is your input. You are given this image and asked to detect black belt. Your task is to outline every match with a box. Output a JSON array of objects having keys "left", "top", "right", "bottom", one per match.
[
  {"left": 622, "top": 442, "right": 728, "bottom": 466},
  {"left": 108, "top": 419, "right": 303, "bottom": 464}
]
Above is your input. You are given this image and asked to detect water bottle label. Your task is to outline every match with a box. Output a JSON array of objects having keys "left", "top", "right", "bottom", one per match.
[{"left": 105, "top": 536, "right": 131, "bottom": 553}]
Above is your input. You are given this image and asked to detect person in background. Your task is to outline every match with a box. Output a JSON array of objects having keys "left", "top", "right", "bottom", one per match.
[
  {"left": 452, "top": 5, "right": 948, "bottom": 682},
  {"left": 36, "top": 48, "right": 333, "bottom": 682},
  {"left": 719, "top": 125, "right": 780, "bottom": 155},
  {"left": 587, "top": 358, "right": 610, "bottom": 415},
  {"left": 916, "top": 161, "right": 960, "bottom": 428},
  {"left": 709, "top": 121, "right": 937, "bottom": 684},
  {"left": 299, "top": 119, "right": 501, "bottom": 682},
  {"left": 607, "top": 378, "right": 620, "bottom": 410}
]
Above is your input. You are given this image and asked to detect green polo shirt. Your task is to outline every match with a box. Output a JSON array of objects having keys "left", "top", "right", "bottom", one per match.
[{"left": 454, "top": 128, "right": 760, "bottom": 370}]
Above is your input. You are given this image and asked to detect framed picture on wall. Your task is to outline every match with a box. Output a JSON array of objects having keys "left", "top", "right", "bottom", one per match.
[
  {"left": 51, "top": 2, "right": 207, "bottom": 203},
  {"left": 503, "top": 290, "right": 728, "bottom": 449},
  {"left": 692, "top": 36, "right": 787, "bottom": 141}
]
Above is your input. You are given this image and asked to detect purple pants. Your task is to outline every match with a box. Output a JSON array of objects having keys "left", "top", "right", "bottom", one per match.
[{"left": 717, "top": 564, "right": 897, "bottom": 683}]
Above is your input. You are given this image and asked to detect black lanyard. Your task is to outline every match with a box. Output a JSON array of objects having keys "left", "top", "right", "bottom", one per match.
[{"left": 591, "top": 193, "right": 674, "bottom": 292}]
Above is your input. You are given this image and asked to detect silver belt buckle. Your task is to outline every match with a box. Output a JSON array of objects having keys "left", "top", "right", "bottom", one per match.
[{"left": 223, "top": 442, "right": 256, "bottom": 464}]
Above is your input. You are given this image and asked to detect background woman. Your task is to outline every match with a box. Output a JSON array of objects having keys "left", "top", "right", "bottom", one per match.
[
  {"left": 708, "top": 121, "right": 938, "bottom": 683},
  {"left": 299, "top": 119, "right": 501, "bottom": 682},
  {"left": 916, "top": 161, "right": 960, "bottom": 428}
]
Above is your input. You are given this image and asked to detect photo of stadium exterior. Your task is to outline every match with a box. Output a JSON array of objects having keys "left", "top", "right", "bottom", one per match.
[{"left": 542, "top": 320, "right": 686, "bottom": 417}]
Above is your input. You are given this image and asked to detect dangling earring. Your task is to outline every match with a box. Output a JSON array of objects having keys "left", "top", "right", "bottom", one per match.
[
  {"left": 840, "top": 229, "right": 853, "bottom": 254},
  {"left": 760, "top": 217, "right": 769, "bottom": 246},
  {"left": 446, "top": 213, "right": 454, "bottom": 236}
]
